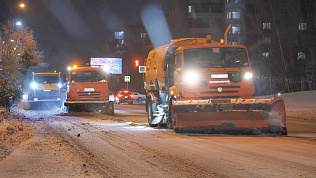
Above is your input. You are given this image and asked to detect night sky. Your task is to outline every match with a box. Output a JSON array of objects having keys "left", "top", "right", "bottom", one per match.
[{"left": 0, "top": 0, "right": 168, "bottom": 72}]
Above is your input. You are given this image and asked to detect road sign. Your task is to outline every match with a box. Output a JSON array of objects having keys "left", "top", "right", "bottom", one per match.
[
  {"left": 125, "top": 76, "right": 130, "bottom": 82},
  {"left": 139, "top": 66, "right": 146, "bottom": 73},
  {"left": 113, "top": 63, "right": 119, "bottom": 69}
]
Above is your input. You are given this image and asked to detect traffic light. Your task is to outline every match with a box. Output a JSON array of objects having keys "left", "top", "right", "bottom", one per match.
[{"left": 135, "top": 59, "right": 139, "bottom": 67}]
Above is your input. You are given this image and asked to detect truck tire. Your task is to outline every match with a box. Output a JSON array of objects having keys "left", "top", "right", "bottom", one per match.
[
  {"left": 167, "top": 98, "right": 175, "bottom": 129},
  {"left": 105, "top": 102, "right": 114, "bottom": 115},
  {"left": 147, "top": 99, "right": 158, "bottom": 127}
]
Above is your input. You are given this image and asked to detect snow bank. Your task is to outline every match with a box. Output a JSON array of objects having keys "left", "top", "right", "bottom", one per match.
[{"left": 257, "top": 90, "right": 316, "bottom": 111}]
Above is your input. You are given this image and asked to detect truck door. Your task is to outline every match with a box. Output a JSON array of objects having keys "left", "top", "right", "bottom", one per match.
[{"left": 174, "top": 52, "right": 182, "bottom": 90}]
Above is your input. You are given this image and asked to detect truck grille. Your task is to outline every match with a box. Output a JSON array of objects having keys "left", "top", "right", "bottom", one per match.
[
  {"left": 35, "top": 90, "right": 60, "bottom": 99},
  {"left": 77, "top": 91, "right": 101, "bottom": 101},
  {"left": 200, "top": 86, "right": 240, "bottom": 94}
]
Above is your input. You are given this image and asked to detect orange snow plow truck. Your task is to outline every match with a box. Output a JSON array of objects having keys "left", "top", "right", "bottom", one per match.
[
  {"left": 144, "top": 37, "right": 287, "bottom": 135},
  {"left": 64, "top": 66, "right": 114, "bottom": 115}
]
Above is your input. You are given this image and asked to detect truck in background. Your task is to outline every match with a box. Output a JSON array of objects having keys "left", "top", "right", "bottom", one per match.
[
  {"left": 27, "top": 72, "right": 66, "bottom": 108},
  {"left": 64, "top": 66, "right": 114, "bottom": 115},
  {"left": 143, "top": 35, "right": 287, "bottom": 134}
]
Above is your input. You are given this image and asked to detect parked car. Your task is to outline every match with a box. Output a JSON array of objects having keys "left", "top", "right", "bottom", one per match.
[
  {"left": 116, "top": 90, "right": 133, "bottom": 104},
  {"left": 131, "top": 92, "right": 146, "bottom": 102}
]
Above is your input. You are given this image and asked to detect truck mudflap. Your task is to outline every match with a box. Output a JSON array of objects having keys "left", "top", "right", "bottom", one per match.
[
  {"left": 65, "top": 101, "right": 114, "bottom": 115},
  {"left": 171, "top": 97, "right": 287, "bottom": 135}
]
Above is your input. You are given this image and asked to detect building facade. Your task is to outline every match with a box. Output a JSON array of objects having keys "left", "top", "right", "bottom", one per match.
[{"left": 167, "top": 0, "right": 316, "bottom": 94}]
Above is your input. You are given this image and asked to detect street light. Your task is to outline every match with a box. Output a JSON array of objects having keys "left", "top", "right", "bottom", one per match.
[
  {"left": 16, "top": 21, "right": 22, "bottom": 26},
  {"left": 19, "top": 3, "right": 25, "bottom": 8}
]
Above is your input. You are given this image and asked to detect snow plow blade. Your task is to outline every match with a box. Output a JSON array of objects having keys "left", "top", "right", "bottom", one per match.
[{"left": 172, "top": 97, "right": 287, "bottom": 135}]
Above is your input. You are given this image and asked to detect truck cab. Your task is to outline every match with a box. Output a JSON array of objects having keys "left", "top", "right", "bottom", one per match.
[{"left": 64, "top": 66, "right": 114, "bottom": 115}]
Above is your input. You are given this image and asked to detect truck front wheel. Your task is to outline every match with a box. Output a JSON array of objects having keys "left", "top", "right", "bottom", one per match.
[{"left": 104, "top": 102, "right": 114, "bottom": 115}]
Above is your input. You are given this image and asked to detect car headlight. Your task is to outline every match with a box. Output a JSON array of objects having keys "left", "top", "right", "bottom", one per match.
[
  {"left": 57, "top": 83, "right": 62, "bottom": 88},
  {"left": 244, "top": 72, "right": 253, "bottom": 80},
  {"left": 31, "top": 82, "right": 37, "bottom": 89},
  {"left": 184, "top": 72, "right": 199, "bottom": 84}
]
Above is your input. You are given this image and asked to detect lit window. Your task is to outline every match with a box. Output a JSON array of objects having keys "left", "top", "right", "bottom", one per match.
[
  {"left": 263, "top": 52, "right": 269, "bottom": 58},
  {"left": 299, "top": 23, "right": 307, "bottom": 30},
  {"left": 234, "top": 0, "right": 240, "bottom": 3},
  {"left": 232, "top": 26, "right": 240, "bottom": 34},
  {"left": 227, "top": 11, "right": 240, "bottom": 19},
  {"left": 227, "top": 11, "right": 231, "bottom": 19},
  {"left": 298, "top": 52, "right": 306, "bottom": 60},
  {"left": 188, "top": 5, "right": 192, "bottom": 13},
  {"left": 264, "top": 37, "right": 271, "bottom": 44},
  {"left": 140, "top": 33, "right": 147, "bottom": 38},
  {"left": 263, "top": 22, "right": 271, "bottom": 29},
  {"left": 115, "top": 31, "right": 124, "bottom": 40},
  {"left": 226, "top": 0, "right": 231, "bottom": 3},
  {"left": 232, "top": 11, "right": 240, "bottom": 18},
  {"left": 230, "top": 41, "right": 240, "bottom": 45}
]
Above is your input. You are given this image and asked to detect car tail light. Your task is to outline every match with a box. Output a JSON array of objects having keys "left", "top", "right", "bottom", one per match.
[
  {"left": 130, "top": 95, "right": 133, "bottom": 98},
  {"left": 118, "top": 94, "right": 123, "bottom": 97}
]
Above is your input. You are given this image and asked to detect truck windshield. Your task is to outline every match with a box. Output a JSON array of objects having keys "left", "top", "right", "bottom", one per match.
[
  {"left": 183, "top": 47, "right": 249, "bottom": 68},
  {"left": 34, "top": 75, "right": 60, "bottom": 84},
  {"left": 71, "top": 71, "right": 106, "bottom": 82}
]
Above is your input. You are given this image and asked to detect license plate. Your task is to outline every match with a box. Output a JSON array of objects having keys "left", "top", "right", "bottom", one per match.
[
  {"left": 211, "top": 74, "right": 228, "bottom": 79},
  {"left": 124, "top": 96, "right": 128, "bottom": 98}
]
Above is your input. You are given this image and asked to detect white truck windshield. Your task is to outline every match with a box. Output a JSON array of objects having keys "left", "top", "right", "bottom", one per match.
[{"left": 34, "top": 75, "right": 60, "bottom": 84}]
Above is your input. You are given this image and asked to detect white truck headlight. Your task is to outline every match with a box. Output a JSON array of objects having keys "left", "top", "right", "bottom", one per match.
[
  {"left": 184, "top": 72, "right": 199, "bottom": 84},
  {"left": 31, "top": 82, "right": 37, "bottom": 89},
  {"left": 244, "top": 72, "right": 253, "bottom": 80},
  {"left": 58, "top": 83, "right": 62, "bottom": 88}
]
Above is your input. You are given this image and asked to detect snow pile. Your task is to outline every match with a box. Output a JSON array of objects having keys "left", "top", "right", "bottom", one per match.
[
  {"left": 281, "top": 90, "right": 316, "bottom": 111},
  {"left": 258, "top": 90, "right": 316, "bottom": 111}
]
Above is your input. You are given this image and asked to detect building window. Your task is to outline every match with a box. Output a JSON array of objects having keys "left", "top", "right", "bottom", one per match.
[
  {"left": 281, "top": 7, "right": 289, "bottom": 15},
  {"left": 232, "top": 26, "right": 240, "bottom": 34},
  {"left": 115, "top": 31, "right": 124, "bottom": 46},
  {"left": 263, "top": 22, "right": 271, "bottom": 29},
  {"left": 226, "top": 0, "right": 232, "bottom": 3},
  {"left": 234, "top": 0, "right": 240, "bottom": 3},
  {"left": 115, "top": 31, "right": 124, "bottom": 40},
  {"left": 227, "top": 11, "right": 240, "bottom": 19},
  {"left": 210, "top": 6, "right": 215, "bottom": 13},
  {"left": 210, "top": 21, "right": 215, "bottom": 27},
  {"left": 264, "top": 37, "right": 271, "bottom": 44},
  {"left": 298, "top": 52, "right": 306, "bottom": 60},
  {"left": 140, "top": 33, "right": 147, "bottom": 38},
  {"left": 188, "top": 5, "right": 192, "bottom": 13},
  {"left": 231, "top": 41, "right": 240, "bottom": 45},
  {"left": 299, "top": 23, "right": 307, "bottom": 30},
  {"left": 263, "top": 52, "right": 270, "bottom": 58}
]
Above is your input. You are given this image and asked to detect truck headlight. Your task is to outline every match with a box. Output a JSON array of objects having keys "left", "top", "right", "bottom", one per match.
[
  {"left": 184, "top": 72, "right": 199, "bottom": 84},
  {"left": 244, "top": 72, "right": 253, "bottom": 80},
  {"left": 31, "top": 82, "right": 37, "bottom": 89}
]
